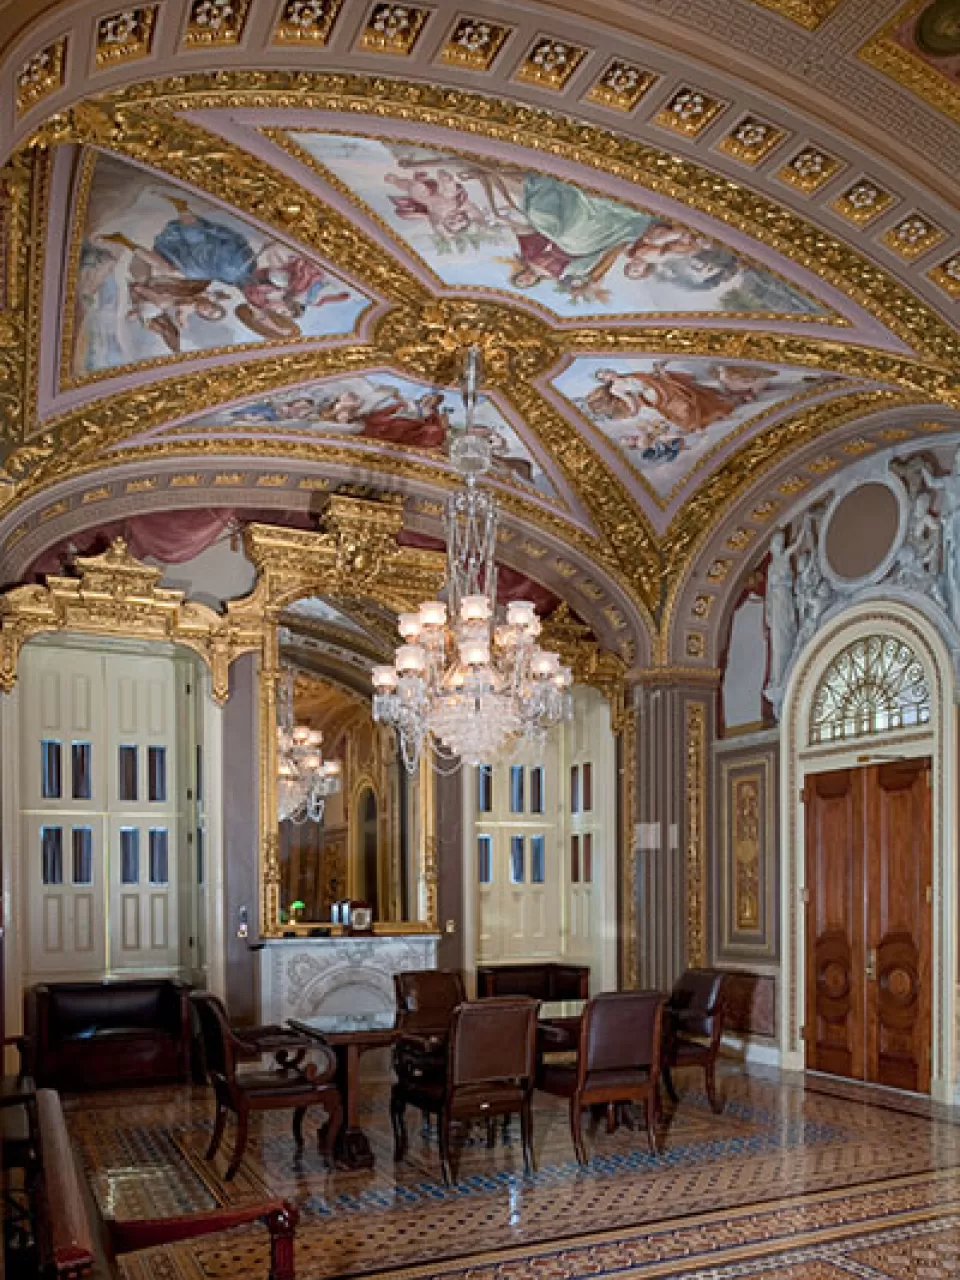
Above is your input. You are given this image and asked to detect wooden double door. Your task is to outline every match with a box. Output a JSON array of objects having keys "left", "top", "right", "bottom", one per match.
[{"left": 804, "top": 760, "right": 932, "bottom": 1093}]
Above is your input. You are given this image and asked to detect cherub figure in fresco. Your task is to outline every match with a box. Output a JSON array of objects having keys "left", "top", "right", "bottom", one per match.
[
  {"left": 230, "top": 395, "right": 320, "bottom": 423},
  {"left": 102, "top": 196, "right": 349, "bottom": 346},
  {"left": 91, "top": 230, "right": 232, "bottom": 355},
  {"left": 586, "top": 362, "right": 747, "bottom": 434},
  {"left": 388, "top": 155, "right": 653, "bottom": 302},
  {"left": 384, "top": 169, "right": 490, "bottom": 239},
  {"left": 709, "top": 364, "right": 778, "bottom": 401},
  {"left": 622, "top": 221, "right": 714, "bottom": 279}
]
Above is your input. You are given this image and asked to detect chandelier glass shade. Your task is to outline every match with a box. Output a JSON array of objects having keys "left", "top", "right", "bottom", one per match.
[
  {"left": 372, "top": 348, "right": 573, "bottom": 772},
  {"left": 276, "top": 666, "right": 342, "bottom": 824}
]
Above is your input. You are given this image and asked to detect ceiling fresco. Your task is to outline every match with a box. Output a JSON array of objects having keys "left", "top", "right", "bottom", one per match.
[
  {"left": 69, "top": 152, "right": 371, "bottom": 380},
  {"left": 552, "top": 358, "right": 857, "bottom": 501},
  {"left": 283, "top": 133, "right": 830, "bottom": 322},
  {"left": 142, "top": 371, "right": 567, "bottom": 509},
  {"left": 1, "top": 0, "right": 960, "bottom": 673}
]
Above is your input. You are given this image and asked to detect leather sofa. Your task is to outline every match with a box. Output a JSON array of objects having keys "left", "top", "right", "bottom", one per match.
[
  {"left": 25, "top": 979, "right": 192, "bottom": 1090},
  {"left": 475, "top": 962, "right": 590, "bottom": 1001}
]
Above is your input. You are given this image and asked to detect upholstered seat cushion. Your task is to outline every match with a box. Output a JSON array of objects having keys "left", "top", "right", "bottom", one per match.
[
  {"left": 62, "top": 1027, "right": 177, "bottom": 1043},
  {"left": 234, "top": 1071, "right": 326, "bottom": 1099}
]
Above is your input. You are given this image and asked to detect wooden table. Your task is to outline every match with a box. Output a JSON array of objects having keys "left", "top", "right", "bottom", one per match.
[
  {"left": 538, "top": 998, "right": 587, "bottom": 1051},
  {"left": 288, "top": 1011, "right": 445, "bottom": 1170}
]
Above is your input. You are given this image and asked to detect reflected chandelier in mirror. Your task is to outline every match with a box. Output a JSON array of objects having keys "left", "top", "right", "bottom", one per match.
[{"left": 276, "top": 663, "right": 342, "bottom": 823}]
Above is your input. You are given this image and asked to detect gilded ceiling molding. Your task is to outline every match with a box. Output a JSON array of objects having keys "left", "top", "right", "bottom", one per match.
[
  {"left": 539, "top": 603, "right": 630, "bottom": 732},
  {"left": 32, "top": 72, "right": 960, "bottom": 368},
  {"left": 658, "top": 388, "right": 926, "bottom": 661},
  {"left": 242, "top": 500, "right": 446, "bottom": 615},
  {"left": 0, "top": 537, "right": 263, "bottom": 702}
]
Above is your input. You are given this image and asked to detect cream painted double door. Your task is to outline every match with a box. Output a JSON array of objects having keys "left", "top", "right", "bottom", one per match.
[{"left": 21, "top": 643, "right": 192, "bottom": 982}]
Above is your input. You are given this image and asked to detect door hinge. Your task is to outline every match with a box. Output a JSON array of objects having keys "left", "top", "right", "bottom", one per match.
[
  {"left": 926, "top": 884, "right": 933, "bottom": 904},
  {"left": 801, "top": 887, "right": 810, "bottom": 904},
  {"left": 799, "top": 1024, "right": 806, "bottom": 1040}
]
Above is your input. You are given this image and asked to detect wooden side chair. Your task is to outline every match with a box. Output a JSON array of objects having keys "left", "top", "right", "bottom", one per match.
[
  {"left": 662, "top": 969, "right": 727, "bottom": 1114},
  {"left": 391, "top": 996, "right": 539, "bottom": 1184},
  {"left": 192, "top": 993, "right": 342, "bottom": 1181},
  {"left": 539, "top": 991, "right": 664, "bottom": 1164},
  {"left": 393, "top": 969, "right": 465, "bottom": 1086}
]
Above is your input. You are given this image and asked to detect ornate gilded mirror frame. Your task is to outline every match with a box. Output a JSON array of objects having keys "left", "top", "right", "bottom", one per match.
[
  {"left": 241, "top": 496, "right": 446, "bottom": 937},
  {"left": 0, "top": 537, "right": 265, "bottom": 700}
]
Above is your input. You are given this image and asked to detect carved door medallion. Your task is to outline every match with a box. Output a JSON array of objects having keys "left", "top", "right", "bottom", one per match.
[{"left": 804, "top": 761, "right": 931, "bottom": 1093}]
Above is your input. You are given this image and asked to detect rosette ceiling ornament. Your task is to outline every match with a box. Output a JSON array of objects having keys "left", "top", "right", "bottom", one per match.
[
  {"left": 373, "top": 347, "right": 573, "bottom": 772},
  {"left": 277, "top": 662, "right": 342, "bottom": 824}
]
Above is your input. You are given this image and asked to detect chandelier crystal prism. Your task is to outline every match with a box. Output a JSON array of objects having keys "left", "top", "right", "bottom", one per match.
[
  {"left": 372, "top": 347, "right": 573, "bottom": 772},
  {"left": 276, "top": 663, "right": 342, "bottom": 823}
]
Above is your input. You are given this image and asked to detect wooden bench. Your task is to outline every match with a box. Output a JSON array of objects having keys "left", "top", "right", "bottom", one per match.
[{"left": 33, "top": 1089, "right": 298, "bottom": 1279}]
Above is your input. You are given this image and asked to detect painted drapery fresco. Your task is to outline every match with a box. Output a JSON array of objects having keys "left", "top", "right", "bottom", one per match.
[
  {"left": 554, "top": 358, "right": 849, "bottom": 498},
  {"left": 285, "top": 133, "right": 828, "bottom": 320},
  {"left": 71, "top": 154, "right": 370, "bottom": 378},
  {"left": 175, "top": 372, "right": 562, "bottom": 502}
]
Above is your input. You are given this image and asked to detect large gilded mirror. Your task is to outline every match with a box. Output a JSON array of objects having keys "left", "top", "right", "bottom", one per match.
[
  {"left": 276, "top": 663, "right": 428, "bottom": 930},
  {"left": 246, "top": 504, "right": 445, "bottom": 937}
]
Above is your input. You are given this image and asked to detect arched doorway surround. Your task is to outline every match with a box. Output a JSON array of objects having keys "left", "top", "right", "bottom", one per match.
[{"left": 779, "top": 603, "right": 957, "bottom": 1103}]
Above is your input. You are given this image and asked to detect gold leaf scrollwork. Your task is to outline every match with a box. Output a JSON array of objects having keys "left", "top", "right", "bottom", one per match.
[{"left": 0, "top": 537, "right": 265, "bottom": 701}]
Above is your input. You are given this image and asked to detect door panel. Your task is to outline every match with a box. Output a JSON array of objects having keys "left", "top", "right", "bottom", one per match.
[
  {"left": 804, "top": 759, "right": 932, "bottom": 1092},
  {"left": 867, "top": 761, "right": 931, "bottom": 1093},
  {"left": 804, "top": 768, "right": 864, "bottom": 1080}
]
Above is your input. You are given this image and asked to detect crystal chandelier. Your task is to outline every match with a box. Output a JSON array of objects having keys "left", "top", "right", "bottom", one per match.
[
  {"left": 372, "top": 347, "right": 573, "bottom": 772},
  {"left": 277, "top": 664, "right": 342, "bottom": 823}
]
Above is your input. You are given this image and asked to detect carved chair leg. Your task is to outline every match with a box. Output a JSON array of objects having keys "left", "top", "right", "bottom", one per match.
[
  {"left": 226, "top": 1109, "right": 249, "bottom": 1182},
  {"left": 646, "top": 1086, "right": 659, "bottom": 1157},
  {"left": 438, "top": 1108, "right": 452, "bottom": 1186},
  {"left": 662, "top": 1064, "right": 679, "bottom": 1105},
  {"left": 705, "top": 1060, "right": 722, "bottom": 1114},
  {"left": 320, "top": 1091, "right": 342, "bottom": 1168},
  {"left": 390, "top": 1085, "right": 408, "bottom": 1161},
  {"left": 206, "top": 1104, "right": 227, "bottom": 1161},
  {"left": 292, "top": 1106, "right": 307, "bottom": 1150},
  {"left": 570, "top": 1099, "right": 587, "bottom": 1166},
  {"left": 520, "top": 1095, "right": 535, "bottom": 1175}
]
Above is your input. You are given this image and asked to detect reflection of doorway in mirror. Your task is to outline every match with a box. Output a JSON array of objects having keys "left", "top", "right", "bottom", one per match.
[
  {"left": 353, "top": 785, "right": 380, "bottom": 919},
  {"left": 279, "top": 821, "right": 346, "bottom": 919}
]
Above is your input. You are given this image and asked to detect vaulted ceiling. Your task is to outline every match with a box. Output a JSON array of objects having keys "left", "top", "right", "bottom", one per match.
[{"left": 0, "top": 0, "right": 958, "bottom": 675}]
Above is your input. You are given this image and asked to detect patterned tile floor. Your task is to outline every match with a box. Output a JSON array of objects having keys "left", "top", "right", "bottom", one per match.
[{"left": 64, "top": 1066, "right": 960, "bottom": 1279}]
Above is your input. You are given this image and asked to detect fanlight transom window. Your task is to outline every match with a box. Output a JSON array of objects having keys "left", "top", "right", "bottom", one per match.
[{"left": 809, "top": 635, "right": 931, "bottom": 745}]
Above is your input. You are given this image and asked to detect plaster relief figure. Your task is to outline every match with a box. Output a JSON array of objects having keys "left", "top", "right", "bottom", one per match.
[
  {"left": 922, "top": 448, "right": 960, "bottom": 627},
  {"left": 764, "top": 522, "right": 806, "bottom": 693},
  {"left": 796, "top": 544, "right": 833, "bottom": 646},
  {"left": 896, "top": 490, "right": 944, "bottom": 601}
]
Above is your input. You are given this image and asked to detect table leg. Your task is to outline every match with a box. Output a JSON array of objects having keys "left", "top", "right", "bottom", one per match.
[{"left": 333, "top": 1043, "right": 375, "bottom": 1169}]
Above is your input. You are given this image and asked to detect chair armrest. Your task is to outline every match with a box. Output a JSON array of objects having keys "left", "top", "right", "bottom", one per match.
[{"left": 108, "top": 1200, "right": 298, "bottom": 1253}]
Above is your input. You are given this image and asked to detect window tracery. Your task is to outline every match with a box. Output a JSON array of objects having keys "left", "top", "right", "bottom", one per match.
[{"left": 809, "top": 635, "right": 930, "bottom": 745}]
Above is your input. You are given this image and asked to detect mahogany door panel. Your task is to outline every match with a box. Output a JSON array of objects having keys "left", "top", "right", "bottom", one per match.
[
  {"left": 804, "top": 768, "right": 864, "bottom": 1081},
  {"left": 804, "top": 759, "right": 932, "bottom": 1092},
  {"left": 866, "top": 761, "right": 931, "bottom": 1094}
]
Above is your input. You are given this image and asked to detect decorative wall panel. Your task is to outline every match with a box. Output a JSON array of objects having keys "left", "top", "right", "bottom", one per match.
[{"left": 716, "top": 744, "right": 779, "bottom": 962}]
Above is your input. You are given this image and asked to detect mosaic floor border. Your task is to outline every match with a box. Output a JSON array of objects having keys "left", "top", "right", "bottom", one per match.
[{"left": 65, "top": 1070, "right": 960, "bottom": 1280}]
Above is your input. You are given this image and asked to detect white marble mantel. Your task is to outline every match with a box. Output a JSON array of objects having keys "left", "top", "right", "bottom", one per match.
[{"left": 257, "top": 934, "right": 440, "bottom": 1025}]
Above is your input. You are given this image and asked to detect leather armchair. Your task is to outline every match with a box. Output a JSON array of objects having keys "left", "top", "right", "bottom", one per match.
[
  {"left": 662, "top": 969, "right": 727, "bottom": 1114},
  {"left": 391, "top": 996, "right": 539, "bottom": 1184},
  {"left": 192, "top": 993, "right": 342, "bottom": 1181},
  {"left": 393, "top": 970, "right": 465, "bottom": 1086},
  {"left": 539, "top": 991, "right": 664, "bottom": 1163},
  {"left": 25, "top": 980, "right": 192, "bottom": 1090}
]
